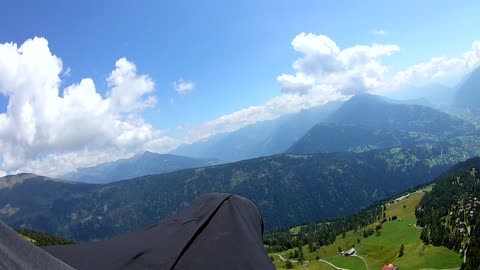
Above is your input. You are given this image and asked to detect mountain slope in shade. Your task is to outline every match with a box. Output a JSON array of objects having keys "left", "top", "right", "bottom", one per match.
[
  {"left": 60, "top": 152, "right": 222, "bottom": 184},
  {"left": 329, "top": 94, "right": 475, "bottom": 135},
  {"left": 286, "top": 123, "right": 417, "bottom": 154},
  {"left": 170, "top": 101, "right": 343, "bottom": 161},
  {"left": 0, "top": 145, "right": 470, "bottom": 241},
  {"left": 0, "top": 173, "right": 65, "bottom": 189},
  {"left": 453, "top": 65, "right": 480, "bottom": 111}
]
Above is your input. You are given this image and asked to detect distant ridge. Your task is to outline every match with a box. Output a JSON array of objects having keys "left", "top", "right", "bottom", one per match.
[
  {"left": 329, "top": 93, "right": 475, "bottom": 135},
  {"left": 1, "top": 145, "right": 470, "bottom": 241},
  {"left": 60, "top": 152, "right": 223, "bottom": 184},
  {"left": 171, "top": 101, "right": 343, "bottom": 161},
  {"left": 0, "top": 173, "right": 65, "bottom": 189}
]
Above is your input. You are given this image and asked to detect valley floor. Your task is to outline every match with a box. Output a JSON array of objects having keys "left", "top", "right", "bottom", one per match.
[{"left": 270, "top": 191, "right": 462, "bottom": 270}]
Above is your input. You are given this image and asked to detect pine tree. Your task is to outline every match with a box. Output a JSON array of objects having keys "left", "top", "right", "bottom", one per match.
[{"left": 298, "top": 247, "right": 304, "bottom": 263}]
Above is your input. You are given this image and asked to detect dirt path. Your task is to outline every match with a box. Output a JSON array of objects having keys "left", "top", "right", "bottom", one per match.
[
  {"left": 317, "top": 259, "right": 349, "bottom": 270},
  {"left": 352, "top": 254, "right": 369, "bottom": 270}
]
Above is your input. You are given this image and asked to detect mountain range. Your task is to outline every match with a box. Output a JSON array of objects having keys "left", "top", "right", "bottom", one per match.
[
  {"left": 329, "top": 93, "right": 475, "bottom": 135},
  {"left": 3, "top": 69, "right": 480, "bottom": 246},
  {"left": 170, "top": 101, "right": 342, "bottom": 161},
  {"left": 287, "top": 93, "right": 477, "bottom": 154},
  {"left": 60, "top": 152, "right": 223, "bottom": 184},
  {"left": 0, "top": 143, "right": 474, "bottom": 241}
]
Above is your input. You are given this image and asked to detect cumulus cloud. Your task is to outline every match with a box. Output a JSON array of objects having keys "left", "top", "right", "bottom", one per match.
[
  {"left": 2, "top": 34, "right": 479, "bottom": 175},
  {"left": 172, "top": 78, "right": 195, "bottom": 94},
  {"left": 0, "top": 37, "right": 174, "bottom": 176},
  {"left": 277, "top": 33, "right": 399, "bottom": 96},
  {"left": 389, "top": 41, "right": 480, "bottom": 89},
  {"left": 183, "top": 34, "right": 480, "bottom": 143}
]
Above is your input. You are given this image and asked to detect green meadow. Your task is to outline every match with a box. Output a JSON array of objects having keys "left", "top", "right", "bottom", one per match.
[{"left": 271, "top": 191, "right": 462, "bottom": 270}]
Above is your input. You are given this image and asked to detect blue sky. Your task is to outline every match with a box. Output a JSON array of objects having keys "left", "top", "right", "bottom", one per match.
[{"left": 0, "top": 0, "right": 480, "bottom": 175}]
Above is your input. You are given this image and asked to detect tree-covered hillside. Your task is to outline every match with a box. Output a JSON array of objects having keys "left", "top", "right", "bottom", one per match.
[
  {"left": 416, "top": 157, "right": 480, "bottom": 269},
  {"left": 286, "top": 94, "right": 479, "bottom": 156},
  {"left": 330, "top": 93, "right": 475, "bottom": 135},
  {"left": 286, "top": 124, "right": 416, "bottom": 154},
  {"left": 0, "top": 145, "right": 464, "bottom": 242},
  {"left": 15, "top": 228, "right": 76, "bottom": 247}
]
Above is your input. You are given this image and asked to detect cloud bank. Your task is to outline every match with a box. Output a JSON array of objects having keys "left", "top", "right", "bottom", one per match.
[
  {"left": 0, "top": 37, "right": 174, "bottom": 176},
  {"left": 185, "top": 34, "right": 480, "bottom": 141},
  {"left": 1, "top": 34, "right": 479, "bottom": 176}
]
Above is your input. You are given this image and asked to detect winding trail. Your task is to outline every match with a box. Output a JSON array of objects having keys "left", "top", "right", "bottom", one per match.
[
  {"left": 352, "top": 254, "right": 369, "bottom": 270},
  {"left": 274, "top": 252, "right": 371, "bottom": 270},
  {"left": 317, "top": 259, "right": 349, "bottom": 270},
  {"left": 273, "top": 254, "right": 288, "bottom": 262}
]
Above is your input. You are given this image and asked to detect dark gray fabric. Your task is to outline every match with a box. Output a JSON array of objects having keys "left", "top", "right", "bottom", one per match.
[
  {"left": 0, "top": 219, "right": 75, "bottom": 270},
  {"left": 45, "top": 193, "right": 274, "bottom": 270}
]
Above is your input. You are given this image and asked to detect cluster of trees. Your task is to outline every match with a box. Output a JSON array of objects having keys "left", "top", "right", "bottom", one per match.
[
  {"left": 15, "top": 228, "right": 76, "bottom": 246},
  {"left": 415, "top": 157, "right": 480, "bottom": 270},
  {"left": 287, "top": 246, "right": 305, "bottom": 262},
  {"left": 264, "top": 201, "right": 385, "bottom": 252}
]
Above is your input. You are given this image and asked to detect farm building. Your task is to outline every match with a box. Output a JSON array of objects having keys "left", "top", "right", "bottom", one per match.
[{"left": 382, "top": 264, "right": 398, "bottom": 270}]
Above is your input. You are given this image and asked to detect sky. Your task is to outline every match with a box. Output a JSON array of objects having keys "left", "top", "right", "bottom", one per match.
[{"left": 0, "top": 0, "right": 480, "bottom": 176}]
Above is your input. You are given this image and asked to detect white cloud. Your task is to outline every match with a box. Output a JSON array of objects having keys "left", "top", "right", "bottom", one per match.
[
  {"left": 372, "top": 30, "right": 388, "bottom": 36},
  {"left": 181, "top": 34, "right": 480, "bottom": 143},
  {"left": 107, "top": 58, "right": 156, "bottom": 112},
  {"left": 0, "top": 171, "right": 6, "bottom": 177},
  {"left": 172, "top": 78, "right": 195, "bottom": 94},
  {"left": 0, "top": 37, "right": 174, "bottom": 176},
  {"left": 2, "top": 35, "right": 480, "bottom": 176},
  {"left": 183, "top": 86, "right": 344, "bottom": 142},
  {"left": 277, "top": 33, "right": 399, "bottom": 96},
  {"left": 388, "top": 41, "right": 480, "bottom": 89}
]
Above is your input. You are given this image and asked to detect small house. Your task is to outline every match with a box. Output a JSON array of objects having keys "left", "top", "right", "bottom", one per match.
[
  {"left": 344, "top": 248, "right": 356, "bottom": 256},
  {"left": 382, "top": 264, "right": 398, "bottom": 270}
]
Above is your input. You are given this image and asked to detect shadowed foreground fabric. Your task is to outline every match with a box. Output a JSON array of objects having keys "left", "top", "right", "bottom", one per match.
[
  {"left": 0, "top": 219, "right": 74, "bottom": 270},
  {"left": 44, "top": 193, "right": 275, "bottom": 270}
]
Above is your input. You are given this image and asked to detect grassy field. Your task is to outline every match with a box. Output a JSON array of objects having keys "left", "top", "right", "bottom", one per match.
[{"left": 270, "top": 190, "right": 463, "bottom": 270}]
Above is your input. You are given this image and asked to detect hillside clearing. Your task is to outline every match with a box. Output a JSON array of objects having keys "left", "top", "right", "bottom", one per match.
[{"left": 271, "top": 190, "right": 462, "bottom": 270}]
